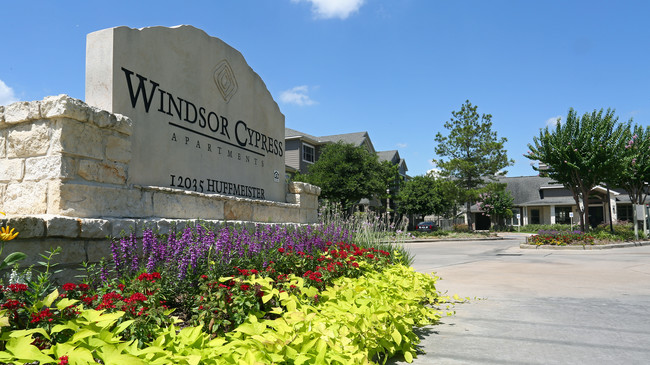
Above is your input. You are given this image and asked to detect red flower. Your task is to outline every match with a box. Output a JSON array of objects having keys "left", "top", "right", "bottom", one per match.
[
  {"left": 58, "top": 355, "right": 69, "bottom": 365},
  {"left": 125, "top": 292, "right": 148, "bottom": 303},
  {"left": 78, "top": 284, "right": 89, "bottom": 291},
  {"left": 7, "top": 283, "right": 28, "bottom": 292},
  {"left": 81, "top": 294, "right": 98, "bottom": 305},
  {"left": 240, "top": 284, "right": 250, "bottom": 291},
  {"left": 30, "top": 308, "right": 54, "bottom": 323},
  {"left": 117, "top": 283, "right": 126, "bottom": 291},
  {"left": 96, "top": 292, "right": 124, "bottom": 310},
  {"left": 2, "top": 299, "right": 24, "bottom": 309},
  {"left": 62, "top": 283, "right": 76, "bottom": 291},
  {"left": 137, "top": 272, "right": 161, "bottom": 282},
  {"left": 278, "top": 247, "right": 285, "bottom": 253}
]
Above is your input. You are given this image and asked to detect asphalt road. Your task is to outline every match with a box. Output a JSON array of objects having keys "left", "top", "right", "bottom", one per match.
[{"left": 389, "top": 234, "right": 650, "bottom": 365}]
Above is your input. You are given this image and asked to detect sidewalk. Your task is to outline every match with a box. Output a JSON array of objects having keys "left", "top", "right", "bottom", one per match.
[{"left": 392, "top": 238, "right": 650, "bottom": 364}]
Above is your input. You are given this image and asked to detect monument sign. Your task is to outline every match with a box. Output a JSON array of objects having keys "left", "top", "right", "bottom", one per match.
[{"left": 86, "top": 26, "right": 286, "bottom": 202}]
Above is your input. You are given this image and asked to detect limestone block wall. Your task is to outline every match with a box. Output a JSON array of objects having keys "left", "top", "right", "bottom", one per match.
[
  {"left": 1, "top": 95, "right": 133, "bottom": 217},
  {"left": 0, "top": 95, "right": 321, "bottom": 271},
  {"left": 0, "top": 95, "right": 320, "bottom": 224}
]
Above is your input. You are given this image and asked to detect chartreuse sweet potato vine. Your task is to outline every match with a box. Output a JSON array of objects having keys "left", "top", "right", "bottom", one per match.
[{"left": 0, "top": 264, "right": 449, "bottom": 364}]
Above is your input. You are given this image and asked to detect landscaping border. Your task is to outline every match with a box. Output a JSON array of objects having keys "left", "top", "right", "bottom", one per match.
[{"left": 520, "top": 241, "right": 650, "bottom": 250}]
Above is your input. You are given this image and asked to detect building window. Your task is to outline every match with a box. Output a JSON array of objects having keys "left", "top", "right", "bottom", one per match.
[
  {"left": 618, "top": 205, "right": 634, "bottom": 222},
  {"left": 555, "top": 206, "right": 572, "bottom": 225},
  {"left": 512, "top": 208, "right": 520, "bottom": 226},
  {"left": 302, "top": 143, "right": 315, "bottom": 163},
  {"left": 531, "top": 209, "right": 540, "bottom": 224}
]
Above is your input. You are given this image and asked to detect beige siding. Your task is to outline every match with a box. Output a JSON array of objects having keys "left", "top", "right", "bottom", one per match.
[{"left": 285, "top": 141, "right": 300, "bottom": 170}]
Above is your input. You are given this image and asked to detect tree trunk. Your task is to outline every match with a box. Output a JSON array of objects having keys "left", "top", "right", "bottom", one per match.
[
  {"left": 466, "top": 200, "right": 473, "bottom": 231},
  {"left": 582, "top": 186, "right": 591, "bottom": 232},
  {"left": 606, "top": 184, "right": 614, "bottom": 233},
  {"left": 570, "top": 190, "right": 585, "bottom": 232},
  {"left": 633, "top": 203, "right": 639, "bottom": 240}
]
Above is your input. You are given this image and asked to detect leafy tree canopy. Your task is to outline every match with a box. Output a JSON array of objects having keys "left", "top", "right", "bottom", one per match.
[
  {"left": 433, "top": 100, "right": 513, "bottom": 229},
  {"left": 294, "top": 142, "right": 389, "bottom": 211},
  {"left": 396, "top": 175, "right": 452, "bottom": 219},
  {"left": 476, "top": 183, "right": 514, "bottom": 229},
  {"left": 611, "top": 123, "right": 650, "bottom": 205},
  {"left": 526, "top": 108, "right": 628, "bottom": 231}
]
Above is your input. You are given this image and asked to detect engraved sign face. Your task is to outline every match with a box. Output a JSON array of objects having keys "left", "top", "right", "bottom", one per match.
[
  {"left": 214, "top": 60, "right": 238, "bottom": 103},
  {"left": 86, "top": 26, "right": 286, "bottom": 202}
]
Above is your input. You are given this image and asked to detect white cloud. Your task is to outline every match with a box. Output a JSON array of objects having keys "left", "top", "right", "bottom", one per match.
[
  {"left": 0, "top": 80, "right": 18, "bottom": 106},
  {"left": 545, "top": 115, "right": 562, "bottom": 127},
  {"left": 292, "top": 0, "right": 365, "bottom": 19},
  {"left": 396, "top": 143, "right": 407, "bottom": 148},
  {"left": 279, "top": 85, "right": 317, "bottom": 106},
  {"left": 426, "top": 168, "right": 441, "bottom": 178}
]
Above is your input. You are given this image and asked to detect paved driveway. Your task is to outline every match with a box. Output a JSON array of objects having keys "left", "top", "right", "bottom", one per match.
[{"left": 390, "top": 234, "right": 650, "bottom": 365}]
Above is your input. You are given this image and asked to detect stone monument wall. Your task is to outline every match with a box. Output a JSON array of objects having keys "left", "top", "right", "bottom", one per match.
[{"left": 0, "top": 95, "right": 320, "bottom": 268}]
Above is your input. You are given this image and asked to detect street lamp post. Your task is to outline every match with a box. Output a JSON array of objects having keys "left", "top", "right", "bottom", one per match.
[{"left": 386, "top": 189, "right": 390, "bottom": 227}]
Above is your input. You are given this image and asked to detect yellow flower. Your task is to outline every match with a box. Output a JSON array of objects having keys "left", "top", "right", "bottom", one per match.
[
  {"left": 1, "top": 213, "right": 19, "bottom": 241},
  {"left": 0, "top": 226, "right": 19, "bottom": 241}
]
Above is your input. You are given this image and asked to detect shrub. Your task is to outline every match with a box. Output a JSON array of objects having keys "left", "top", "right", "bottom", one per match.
[
  {"left": 593, "top": 221, "right": 643, "bottom": 241},
  {"left": 452, "top": 224, "right": 469, "bottom": 232},
  {"left": 520, "top": 224, "right": 573, "bottom": 233}
]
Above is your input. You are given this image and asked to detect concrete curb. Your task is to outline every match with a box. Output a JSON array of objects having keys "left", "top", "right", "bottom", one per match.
[
  {"left": 520, "top": 241, "right": 650, "bottom": 250},
  {"left": 407, "top": 237, "right": 501, "bottom": 243}
]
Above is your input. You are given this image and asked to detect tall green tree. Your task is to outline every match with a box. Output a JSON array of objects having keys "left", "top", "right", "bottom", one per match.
[
  {"left": 433, "top": 100, "right": 513, "bottom": 231},
  {"left": 610, "top": 123, "right": 650, "bottom": 238},
  {"left": 396, "top": 175, "right": 452, "bottom": 222},
  {"left": 526, "top": 108, "right": 628, "bottom": 232},
  {"left": 294, "top": 141, "right": 388, "bottom": 212}
]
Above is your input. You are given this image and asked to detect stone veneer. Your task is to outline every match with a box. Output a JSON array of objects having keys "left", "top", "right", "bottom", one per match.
[{"left": 0, "top": 95, "right": 320, "bottom": 268}]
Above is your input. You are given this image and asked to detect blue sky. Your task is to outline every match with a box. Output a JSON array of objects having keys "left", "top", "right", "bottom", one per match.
[{"left": 1, "top": 0, "right": 649, "bottom": 177}]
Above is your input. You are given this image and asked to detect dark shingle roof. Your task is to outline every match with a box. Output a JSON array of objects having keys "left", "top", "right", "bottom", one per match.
[
  {"left": 495, "top": 176, "right": 562, "bottom": 205},
  {"left": 377, "top": 150, "right": 398, "bottom": 163},
  {"left": 285, "top": 128, "right": 320, "bottom": 142},
  {"left": 319, "top": 131, "right": 370, "bottom": 147}
]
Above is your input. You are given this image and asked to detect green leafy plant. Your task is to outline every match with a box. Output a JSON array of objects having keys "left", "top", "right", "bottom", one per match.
[{"left": 0, "top": 263, "right": 450, "bottom": 364}]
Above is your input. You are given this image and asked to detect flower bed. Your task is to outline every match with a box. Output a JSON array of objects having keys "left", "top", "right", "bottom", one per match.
[
  {"left": 0, "top": 222, "right": 447, "bottom": 364},
  {"left": 528, "top": 230, "right": 595, "bottom": 246}
]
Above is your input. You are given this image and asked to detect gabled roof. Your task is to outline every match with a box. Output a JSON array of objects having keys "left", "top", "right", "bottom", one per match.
[
  {"left": 319, "top": 131, "right": 375, "bottom": 153},
  {"left": 377, "top": 150, "right": 409, "bottom": 174},
  {"left": 377, "top": 150, "right": 399, "bottom": 163},
  {"left": 495, "top": 176, "right": 621, "bottom": 207},
  {"left": 285, "top": 128, "right": 320, "bottom": 144},
  {"left": 286, "top": 128, "right": 376, "bottom": 154},
  {"left": 495, "top": 175, "right": 558, "bottom": 205}
]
